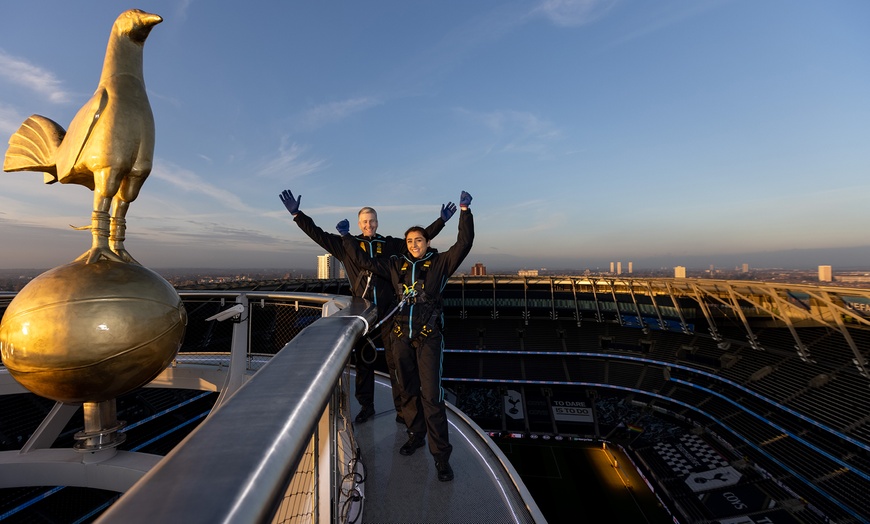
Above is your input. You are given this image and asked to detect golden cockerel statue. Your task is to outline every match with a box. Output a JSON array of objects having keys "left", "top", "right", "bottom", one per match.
[{"left": 3, "top": 9, "right": 163, "bottom": 264}]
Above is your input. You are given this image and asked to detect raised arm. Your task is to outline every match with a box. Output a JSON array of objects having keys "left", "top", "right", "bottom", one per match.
[
  {"left": 426, "top": 201, "right": 456, "bottom": 241},
  {"left": 440, "top": 192, "right": 475, "bottom": 276},
  {"left": 280, "top": 189, "right": 344, "bottom": 257}
]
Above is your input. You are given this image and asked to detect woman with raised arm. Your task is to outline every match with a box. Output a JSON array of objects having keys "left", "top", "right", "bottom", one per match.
[{"left": 339, "top": 191, "right": 474, "bottom": 482}]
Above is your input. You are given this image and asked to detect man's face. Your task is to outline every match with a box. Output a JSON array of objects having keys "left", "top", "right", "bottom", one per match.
[
  {"left": 405, "top": 231, "right": 429, "bottom": 259},
  {"left": 358, "top": 212, "right": 378, "bottom": 237}
]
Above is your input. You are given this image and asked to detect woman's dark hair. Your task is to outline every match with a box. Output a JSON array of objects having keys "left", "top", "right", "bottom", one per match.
[{"left": 404, "top": 226, "right": 429, "bottom": 241}]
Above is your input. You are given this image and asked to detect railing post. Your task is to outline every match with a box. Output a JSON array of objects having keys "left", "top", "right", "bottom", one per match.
[
  {"left": 317, "top": 397, "right": 331, "bottom": 524},
  {"left": 211, "top": 294, "right": 250, "bottom": 411}
]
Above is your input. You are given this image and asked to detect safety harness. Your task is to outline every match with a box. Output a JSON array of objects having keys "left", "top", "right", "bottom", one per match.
[
  {"left": 390, "top": 255, "right": 442, "bottom": 348},
  {"left": 353, "top": 236, "right": 385, "bottom": 302},
  {"left": 355, "top": 236, "right": 385, "bottom": 364}
]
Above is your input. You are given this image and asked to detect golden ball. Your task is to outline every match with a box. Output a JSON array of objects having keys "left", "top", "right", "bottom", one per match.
[{"left": 0, "top": 260, "right": 187, "bottom": 403}]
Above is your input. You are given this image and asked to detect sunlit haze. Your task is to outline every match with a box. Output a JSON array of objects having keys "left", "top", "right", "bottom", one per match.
[{"left": 1, "top": 1, "right": 869, "bottom": 272}]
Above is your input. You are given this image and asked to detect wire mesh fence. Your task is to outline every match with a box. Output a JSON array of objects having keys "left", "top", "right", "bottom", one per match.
[{"left": 178, "top": 295, "right": 324, "bottom": 364}]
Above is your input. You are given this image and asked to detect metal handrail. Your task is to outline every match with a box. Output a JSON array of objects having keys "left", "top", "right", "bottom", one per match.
[{"left": 95, "top": 296, "right": 376, "bottom": 524}]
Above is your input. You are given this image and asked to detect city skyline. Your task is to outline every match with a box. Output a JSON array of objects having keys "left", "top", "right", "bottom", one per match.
[
  {"left": 2, "top": 1, "right": 869, "bottom": 271},
  {"left": 4, "top": 248, "right": 870, "bottom": 277}
]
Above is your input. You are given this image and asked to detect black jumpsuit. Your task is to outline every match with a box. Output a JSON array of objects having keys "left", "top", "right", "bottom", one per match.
[
  {"left": 343, "top": 209, "right": 474, "bottom": 462},
  {"left": 293, "top": 211, "right": 445, "bottom": 416}
]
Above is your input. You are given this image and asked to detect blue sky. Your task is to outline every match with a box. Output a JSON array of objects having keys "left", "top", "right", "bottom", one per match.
[{"left": 1, "top": 0, "right": 869, "bottom": 272}]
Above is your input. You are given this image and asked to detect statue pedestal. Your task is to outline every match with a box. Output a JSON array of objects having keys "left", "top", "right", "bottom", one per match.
[{"left": 74, "top": 399, "right": 127, "bottom": 452}]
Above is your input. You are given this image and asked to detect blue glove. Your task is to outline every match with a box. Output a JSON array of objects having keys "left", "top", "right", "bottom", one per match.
[
  {"left": 459, "top": 191, "right": 472, "bottom": 209},
  {"left": 336, "top": 219, "right": 350, "bottom": 236},
  {"left": 441, "top": 202, "right": 457, "bottom": 222},
  {"left": 280, "top": 190, "right": 301, "bottom": 215}
]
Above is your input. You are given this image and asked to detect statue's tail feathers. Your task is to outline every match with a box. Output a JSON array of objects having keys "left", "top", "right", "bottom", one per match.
[{"left": 3, "top": 115, "right": 65, "bottom": 183}]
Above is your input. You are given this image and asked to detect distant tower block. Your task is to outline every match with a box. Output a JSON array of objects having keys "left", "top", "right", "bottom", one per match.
[
  {"left": 610, "top": 262, "right": 615, "bottom": 273},
  {"left": 742, "top": 263, "right": 749, "bottom": 273},
  {"left": 471, "top": 262, "right": 486, "bottom": 276},
  {"left": 317, "top": 253, "right": 341, "bottom": 279},
  {"left": 819, "top": 265, "right": 833, "bottom": 282},
  {"left": 628, "top": 262, "right": 633, "bottom": 274},
  {"left": 675, "top": 266, "right": 687, "bottom": 278},
  {"left": 617, "top": 262, "right": 622, "bottom": 275}
]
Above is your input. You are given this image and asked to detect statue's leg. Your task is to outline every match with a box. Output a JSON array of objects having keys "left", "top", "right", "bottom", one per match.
[
  {"left": 109, "top": 172, "right": 148, "bottom": 265},
  {"left": 109, "top": 200, "right": 138, "bottom": 264},
  {"left": 75, "top": 167, "right": 124, "bottom": 264}
]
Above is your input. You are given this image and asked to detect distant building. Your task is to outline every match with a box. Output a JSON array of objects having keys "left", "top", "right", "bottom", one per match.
[
  {"left": 471, "top": 263, "right": 486, "bottom": 276},
  {"left": 742, "top": 263, "right": 750, "bottom": 273},
  {"left": 617, "top": 262, "right": 622, "bottom": 275},
  {"left": 819, "top": 265, "right": 833, "bottom": 283},
  {"left": 674, "top": 266, "right": 687, "bottom": 279},
  {"left": 834, "top": 272, "right": 870, "bottom": 284},
  {"left": 518, "top": 269, "right": 539, "bottom": 277},
  {"left": 609, "top": 262, "right": 615, "bottom": 273},
  {"left": 628, "top": 262, "right": 633, "bottom": 274},
  {"left": 317, "top": 254, "right": 342, "bottom": 279}
]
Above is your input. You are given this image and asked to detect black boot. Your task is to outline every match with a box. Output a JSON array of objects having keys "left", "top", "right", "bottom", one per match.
[
  {"left": 399, "top": 433, "right": 426, "bottom": 456},
  {"left": 355, "top": 404, "right": 375, "bottom": 423},
  {"left": 436, "top": 460, "right": 454, "bottom": 482}
]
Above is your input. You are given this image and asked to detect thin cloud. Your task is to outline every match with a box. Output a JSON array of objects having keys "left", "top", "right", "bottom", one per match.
[
  {"left": 256, "top": 138, "right": 326, "bottom": 179},
  {"left": 471, "top": 109, "right": 556, "bottom": 135},
  {"left": 0, "top": 175, "right": 90, "bottom": 226},
  {"left": 0, "top": 103, "right": 26, "bottom": 137},
  {"left": 299, "top": 97, "right": 381, "bottom": 130},
  {"left": 143, "top": 218, "right": 285, "bottom": 246},
  {"left": 455, "top": 107, "right": 561, "bottom": 153},
  {"left": 0, "top": 49, "right": 72, "bottom": 104},
  {"left": 151, "top": 160, "right": 257, "bottom": 213},
  {"left": 450, "top": 107, "right": 547, "bottom": 137},
  {"left": 93, "top": 215, "right": 301, "bottom": 256},
  {"left": 534, "top": 0, "right": 617, "bottom": 27},
  {"left": 605, "top": 1, "right": 728, "bottom": 49},
  {"left": 344, "top": 3, "right": 579, "bottom": 111},
  {"left": 172, "top": 0, "right": 194, "bottom": 23},
  {"left": 385, "top": 4, "right": 529, "bottom": 94}
]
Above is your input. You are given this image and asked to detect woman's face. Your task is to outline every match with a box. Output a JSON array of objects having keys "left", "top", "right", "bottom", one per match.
[{"left": 405, "top": 231, "right": 429, "bottom": 259}]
